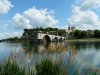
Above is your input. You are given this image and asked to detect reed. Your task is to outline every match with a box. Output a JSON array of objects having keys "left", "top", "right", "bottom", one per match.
[
  {"left": 0, "top": 62, "right": 26, "bottom": 75},
  {"left": 0, "top": 59, "right": 63, "bottom": 75},
  {"left": 36, "top": 59, "right": 63, "bottom": 75},
  {"left": 0, "top": 58, "right": 98, "bottom": 75}
]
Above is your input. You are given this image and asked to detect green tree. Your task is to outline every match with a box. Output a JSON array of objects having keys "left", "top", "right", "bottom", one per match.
[
  {"left": 81, "top": 31, "right": 87, "bottom": 38},
  {"left": 94, "top": 30, "right": 100, "bottom": 38},
  {"left": 74, "top": 30, "right": 81, "bottom": 38},
  {"left": 74, "top": 30, "right": 86, "bottom": 39},
  {"left": 58, "top": 30, "right": 66, "bottom": 36}
]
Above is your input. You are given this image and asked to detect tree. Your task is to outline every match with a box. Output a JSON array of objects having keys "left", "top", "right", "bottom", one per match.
[
  {"left": 81, "top": 31, "right": 87, "bottom": 38},
  {"left": 74, "top": 30, "right": 81, "bottom": 38},
  {"left": 73, "top": 30, "right": 87, "bottom": 39},
  {"left": 94, "top": 30, "right": 100, "bottom": 38},
  {"left": 58, "top": 29, "right": 66, "bottom": 36}
]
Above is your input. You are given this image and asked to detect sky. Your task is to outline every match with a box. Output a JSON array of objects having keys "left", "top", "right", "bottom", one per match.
[{"left": 0, "top": 0, "right": 100, "bottom": 39}]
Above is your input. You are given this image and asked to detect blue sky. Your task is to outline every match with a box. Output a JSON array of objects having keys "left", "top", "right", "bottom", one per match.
[
  {"left": 0, "top": 0, "right": 100, "bottom": 39},
  {"left": 0, "top": 0, "right": 75, "bottom": 39},
  {"left": 4, "top": 0, "right": 74, "bottom": 26}
]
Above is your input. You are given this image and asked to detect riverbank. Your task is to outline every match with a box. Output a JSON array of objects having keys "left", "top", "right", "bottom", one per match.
[
  {"left": 66, "top": 38, "right": 100, "bottom": 42},
  {"left": 1, "top": 39, "right": 100, "bottom": 43}
]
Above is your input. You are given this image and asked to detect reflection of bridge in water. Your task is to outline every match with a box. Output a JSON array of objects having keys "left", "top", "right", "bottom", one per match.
[
  {"left": 22, "top": 42, "right": 68, "bottom": 53},
  {"left": 7, "top": 41, "right": 78, "bottom": 69}
]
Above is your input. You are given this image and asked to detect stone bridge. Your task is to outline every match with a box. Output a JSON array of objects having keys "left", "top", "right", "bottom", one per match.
[{"left": 37, "top": 32, "right": 66, "bottom": 42}]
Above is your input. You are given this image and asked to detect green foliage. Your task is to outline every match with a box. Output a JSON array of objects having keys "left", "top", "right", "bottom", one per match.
[
  {"left": 0, "top": 59, "right": 98, "bottom": 75},
  {"left": 58, "top": 29, "right": 66, "bottom": 36},
  {"left": 5, "top": 37, "right": 20, "bottom": 42},
  {"left": 0, "top": 59, "right": 63, "bottom": 75},
  {"left": 36, "top": 59, "right": 62, "bottom": 75},
  {"left": 94, "top": 30, "right": 100, "bottom": 38},
  {"left": 81, "top": 31, "right": 87, "bottom": 38},
  {"left": 71, "top": 30, "right": 100, "bottom": 39},
  {"left": 23, "top": 27, "right": 66, "bottom": 36},
  {"left": 73, "top": 30, "right": 81, "bottom": 38},
  {"left": 0, "top": 62, "right": 26, "bottom": 75},
  {"left": 73, "top": 30, "right": 87, "bottom": 39}
]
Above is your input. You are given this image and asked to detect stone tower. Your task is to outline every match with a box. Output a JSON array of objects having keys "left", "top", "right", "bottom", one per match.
[{"left": 68, "top": 25, "right": 71, "bottom": 30}]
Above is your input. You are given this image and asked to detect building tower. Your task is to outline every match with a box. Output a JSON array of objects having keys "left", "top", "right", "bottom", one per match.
[{"left": 68, "top": 25, "right": 71, "bottom": 30}]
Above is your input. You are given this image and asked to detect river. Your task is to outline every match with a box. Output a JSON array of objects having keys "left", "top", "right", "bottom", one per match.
[{"left": 0, "top": 41, "right": 100, "bottom": 75}]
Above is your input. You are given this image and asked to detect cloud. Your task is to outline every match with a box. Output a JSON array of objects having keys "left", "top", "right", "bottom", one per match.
[
  {"left": 68, "top": 0, "right": 100, "bottom": 30},
  {"left": 12, "top": 7, "right": 59, "bottom": 29},
  {"left": 0, "top": 32, "right": 22, "bottom": 40},
  {"left": 75, "top": 49, "right": 100, "bottom": 69},
  {"left": 0, "top": 0, "right": 13, "bottom": 14},
  {"left": 80, "top": 0, "right": 100, "bottom": 10}
]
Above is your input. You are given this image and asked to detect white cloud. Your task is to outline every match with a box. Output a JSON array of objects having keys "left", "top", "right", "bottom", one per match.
[
  {"left": 68, "top": 0, "right": 100, "bottom": 30},
  {"left": 12, "top": 14, "right": 32, "bottom": 29},
  {"left": 0, "top": 0, "right": 13, "bottom": 14},
  {"left": 80, "top": 0, "right": 100, "bottom": 10},
  {"left": 0, "top": 32, "right": 22, "bottom": 40},
  {"left": 12, "top": 7, "right": 59, "bottom": 29}
]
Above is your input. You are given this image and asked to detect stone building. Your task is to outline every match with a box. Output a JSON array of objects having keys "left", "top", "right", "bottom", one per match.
[{"left": 65, "top": 25, "right": 75, "bottom": 39}]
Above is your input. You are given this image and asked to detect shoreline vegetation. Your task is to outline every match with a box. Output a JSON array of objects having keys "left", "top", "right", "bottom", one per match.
[
  {"left": 0, "top": 59, "right": 63, "bottom": 75},
  {"left": 0, "top": 59, "right": 97, "bottom": 75},
  {"left": 1, "top": 27, "right": 100, "bottom": 42}
]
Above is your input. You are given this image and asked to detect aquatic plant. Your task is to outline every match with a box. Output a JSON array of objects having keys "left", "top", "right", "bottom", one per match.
[
  {"left": 0, "top": 59, "right": 63, "bottom": 75},
  {"left": 36, "top": 59, "right": 63, "bottom": 75},
  {"left": 0, "top": 62, "right": 26, "bottom": 75},
  {"left": 0, "top": 58, "right": 98, "bottom": 75}
]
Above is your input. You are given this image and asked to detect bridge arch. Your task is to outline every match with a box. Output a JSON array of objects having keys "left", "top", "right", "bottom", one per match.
[
  {"left": 43, "top": 35, "right": 51, "bottom": 42},
  {"left": 53, "top": 37, "right": 58, "bottom": 42},
  {"left": 38, "top": 33, "right": 66, "bottom": 42},
  {"left": 59, "top": 37, "right": 62, "bottom": 41}
]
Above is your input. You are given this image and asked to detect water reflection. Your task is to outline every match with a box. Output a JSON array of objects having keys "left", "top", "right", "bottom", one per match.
[
  {"left": 21, "top": 42, "right": 68, "bottom": 53},
  {"left": 1, "top": 41, "right": 100, "bottom": 74}
]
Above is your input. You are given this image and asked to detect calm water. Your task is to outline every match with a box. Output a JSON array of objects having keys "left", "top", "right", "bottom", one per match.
[{"left": 0, "top": 41, "right": 100, "bottom": 74}]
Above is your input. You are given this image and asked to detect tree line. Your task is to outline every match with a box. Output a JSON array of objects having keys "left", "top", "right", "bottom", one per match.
[
  {"left": 23, "top": 27, "right": 66, "bottom": 36},
  {"left": 1, "top": 28, "right": 100, "bottom": 42},
  {"left": 70, "top": 30, "right": 100, "bottom": 39}
]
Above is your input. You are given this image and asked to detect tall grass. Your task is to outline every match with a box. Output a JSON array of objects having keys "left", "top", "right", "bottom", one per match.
[
  {"left": 0, "top": 62, "right": 26, "bottom": 75},
  {"left": 0, "top": 59, "right": 98, "bottom": 75},
  {"left": 36, "top": 59, "right": 63, "bottom": 75},
  {"left": 0, "top": 59, "right": 63, "bottom": 75}
]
